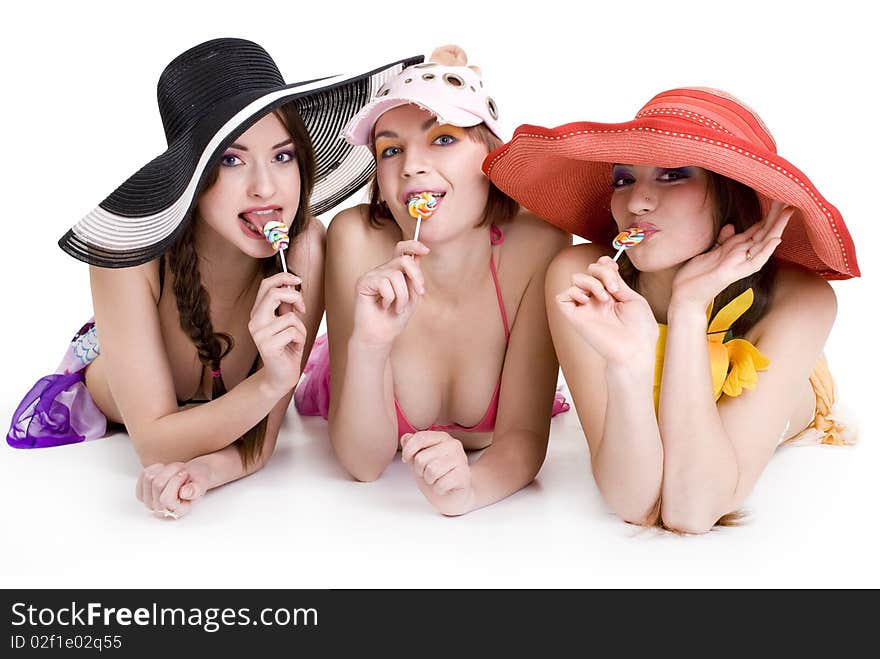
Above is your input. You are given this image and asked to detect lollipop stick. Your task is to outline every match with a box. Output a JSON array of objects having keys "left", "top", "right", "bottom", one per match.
[
  {"left": 612, "top": 248, "right": 625, "bottom": 262},
  {"left": 413, "top": 215, "right": 422, "bottom": 243},
  {"left": 278, "top": 248, "right": 294, "bottom": 292}
]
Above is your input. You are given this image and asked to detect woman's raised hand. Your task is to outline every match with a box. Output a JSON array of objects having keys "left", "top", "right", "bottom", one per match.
[
  {"left": 249, "top": 272, "right": 308, "bottom": 395},
  {"left": 352, "top": 240, "right": 429, "bottom": 347},
  {"left": 672, "top": 201, "right": 794, "bottom": 309},
  {"left": 556, "top": 256, "right": 658, "bottom": 367}
]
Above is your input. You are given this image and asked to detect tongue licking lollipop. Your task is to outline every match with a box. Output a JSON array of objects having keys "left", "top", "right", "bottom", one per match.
[
  {"left": 407, "top": 192, "right": 439, "bottom": 242},
  {"left": 612, "top": 227, "right": 646, "bottom": 262},
  {"left": 263, "top": 220, "right": 291, "bottom": 273}
]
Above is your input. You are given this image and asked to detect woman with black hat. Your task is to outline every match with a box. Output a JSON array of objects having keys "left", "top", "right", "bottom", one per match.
[{"left": 7, "top": 38, "right": 420, "bottom": 519}]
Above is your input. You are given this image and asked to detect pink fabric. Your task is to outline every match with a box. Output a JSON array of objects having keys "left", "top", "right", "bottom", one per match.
[{"left": 294, "top": 334, "right": 331, "bottom": 419}]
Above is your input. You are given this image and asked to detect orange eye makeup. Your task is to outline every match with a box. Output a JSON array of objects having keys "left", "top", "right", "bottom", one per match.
[
  {"left": 427, "top": 125, "right": 467, "bottom": 142},
  {"left": 374, "top": 137, "right": 402, "bottom": 159}
]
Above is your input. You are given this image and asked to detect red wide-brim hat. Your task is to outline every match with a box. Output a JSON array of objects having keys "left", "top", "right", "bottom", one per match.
[{"left": 483, "top": 88, "right": 859, "bottom": 280}]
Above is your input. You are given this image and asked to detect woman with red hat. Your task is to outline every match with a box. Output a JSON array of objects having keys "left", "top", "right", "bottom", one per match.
[
  {"left": 297, "top": 46, "right": 570, "bottom": 516},
  {"left": 484, "top": 88, "right": 859, "bottom": 533}
]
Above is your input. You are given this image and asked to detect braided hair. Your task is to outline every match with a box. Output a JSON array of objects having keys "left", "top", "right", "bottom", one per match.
[{"left": 167, "top": 104, "right": 315, "bottom": 466}]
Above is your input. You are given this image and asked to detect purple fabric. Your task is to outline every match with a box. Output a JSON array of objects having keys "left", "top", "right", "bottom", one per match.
[
  {"left": 7, "top": 319, "right": 108, "bottom": 449},
  {"left": 293, "top": 333, "right": 570, "bottom": 420}
]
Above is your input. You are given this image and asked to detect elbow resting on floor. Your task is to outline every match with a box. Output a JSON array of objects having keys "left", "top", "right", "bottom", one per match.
[
  {"left": 617, "top": 500, "right": 662, "bottom": 528},
  {"left": 333, "top": 447, "right": 390, "bottom": 483},
  {"left": 660, "top": 507, "right": 723, "bottom": 535},
  {"left": 346, "top": 462, "right": 386, "bottom": 483}
]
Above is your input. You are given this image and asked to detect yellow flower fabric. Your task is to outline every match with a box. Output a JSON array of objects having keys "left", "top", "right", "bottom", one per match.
[{"left": 653, "top": 288, "right": 770, "bottom": 409}]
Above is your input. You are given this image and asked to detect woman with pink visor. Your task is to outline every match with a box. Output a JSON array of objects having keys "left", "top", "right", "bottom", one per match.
[{"left": 295, "top": 46, "right": 570, "bottom": 515}]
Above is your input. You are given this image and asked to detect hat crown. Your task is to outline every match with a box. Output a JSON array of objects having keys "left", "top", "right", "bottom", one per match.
[
  {"left": 636, "top": 88, "right": 777, "bottom": 153},
  {"left": 376, "top": 61, "right": 497, "bottom": 117},
  {"left": 344, "top": 60, "right": 503, "bottom": 145},
  {"left": 381, "top": 61, "right": 484, "bottom": 95},
  {"left": 157, "top": 38, "right": 286, "bottom": 144}
]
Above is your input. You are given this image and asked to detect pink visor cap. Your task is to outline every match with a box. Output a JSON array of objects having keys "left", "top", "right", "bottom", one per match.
[{"left": 342, "top": 61, "right": 504, "bottom": 145}]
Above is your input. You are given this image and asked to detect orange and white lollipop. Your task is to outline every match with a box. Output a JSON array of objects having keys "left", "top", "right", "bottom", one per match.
[
  {"left": 612, "top": 228, "right": 645, "bottom": 262},
  {"left": 407, "top": 192, "right": 439, "bottom": 242}
]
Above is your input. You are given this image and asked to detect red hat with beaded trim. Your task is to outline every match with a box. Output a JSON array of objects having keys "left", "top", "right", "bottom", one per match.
[{"left": 482, "top": 87, "right": 859, "bottom": 280}]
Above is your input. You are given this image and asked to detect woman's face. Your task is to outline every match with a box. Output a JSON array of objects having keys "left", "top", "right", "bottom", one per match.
[
  {"left": 609, "top": 164, "right": 716, "bottom": 272},
  {"left": 198, "top": 112, "right": 302, "bottom": 258},
  {"left": 373, "top": 104, "right": 490, "bottom": 242}
]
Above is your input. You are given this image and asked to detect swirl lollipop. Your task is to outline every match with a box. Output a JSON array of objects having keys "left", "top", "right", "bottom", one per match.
[
  {"left": 612, "top": 228, "right": 645, "bottom": 262},
  {"left": 263, "top": 220, "right": 290, "bottom": 273},
  {"left": 407, "top": 192, "right": 439, "bottom": 242}
]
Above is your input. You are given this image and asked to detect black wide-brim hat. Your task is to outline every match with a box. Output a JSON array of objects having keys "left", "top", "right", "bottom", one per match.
[{"left": 59, "top": 38, "right": 422, "bottom": 268}]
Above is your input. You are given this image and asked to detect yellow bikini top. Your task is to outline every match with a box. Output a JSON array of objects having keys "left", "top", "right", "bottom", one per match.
[{"left": 653, "top": 288, "right": 770, "bottom": 409}]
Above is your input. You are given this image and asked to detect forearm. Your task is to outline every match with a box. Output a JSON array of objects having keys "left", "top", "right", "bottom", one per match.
[
  {"left": 132, "top": 368, "right": 287, "bottom": 465},
  {"left": 328, "top": 337, "right": 398, "bottom": 481},
  {"left": 594, "top": 364, "right": 663, "bottom": 525},
  {"left": 186, "top": 444, "right": 253, "bottom": 491},
  {"left": 659, "top": 301, "right": 738, "bottom": 530},
  {"left": 453, "top": 429, "right": 548, "bottom": 515}
]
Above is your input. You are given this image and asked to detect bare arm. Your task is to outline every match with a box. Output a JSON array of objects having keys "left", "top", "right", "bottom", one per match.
[
  {"left": 186, "top": 387, "right": 295, "bottom": 488},
  {"left": 134, "top": 220, "right": 325, "bottom": 517},
  {"left": 94, "top": 218, "right": 324, "bottom": 466},
  {"left": 546, "top": 245, "right": 664, "bottom": 525},
  {"left": 461, "top": 225, "right": 572, "bottom": 512},
  {"left": 326, "top": 207, "right": 425, "bottom": 481},
  {"left": 659, "top": 270, "right": 836, "bottom": 532},
  {"left": 179, "top": 218, "right": 325, "bottom": 484}
]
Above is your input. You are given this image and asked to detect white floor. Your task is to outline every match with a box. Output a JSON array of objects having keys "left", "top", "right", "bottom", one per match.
[
  {"left": 2, "top": 0, "right": 878, "bottom": 589},
  {"left": 3, "top": 378, "right": 877, "bottom": 589}
]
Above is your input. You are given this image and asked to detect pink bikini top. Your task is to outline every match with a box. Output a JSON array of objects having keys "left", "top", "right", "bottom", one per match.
[{"left": 394, "top": 224, "right": 510, "bottom": 438}]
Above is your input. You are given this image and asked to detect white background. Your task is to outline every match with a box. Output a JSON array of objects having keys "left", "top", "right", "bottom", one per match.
[{"left": 1, "top": 0, "right": 877, "bottom": 588}]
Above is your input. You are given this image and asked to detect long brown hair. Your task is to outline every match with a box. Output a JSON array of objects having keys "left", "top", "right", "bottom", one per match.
[
  {"left": 618, "top": 170, "right": 776, "bottom": 531},
  {"left": 167, "top": 103, "right": 315, "bottom": 467},
  {"left": 367, "top": 123, "right": 518, "bottom": 229},
  {"left": 618, "top": 170, "right": 777, "bottom": 337}
]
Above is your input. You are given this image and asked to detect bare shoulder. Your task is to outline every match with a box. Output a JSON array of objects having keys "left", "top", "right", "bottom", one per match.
[
  {"left": 305, "top": 214, "right": 327, "bottom": 242},
  {"left": 327, "top": 204, "right": 375, "bottom": 247},
  {"left": 328, "top": 204, "right": 400, "bottom": 263},
  {"left": 547, "top": 241, "right": 612, "bottom": 280},
  {"left": 503, "top": 210, "right": 570, "bottom": 250},
  {"left": 290, "top": 214, "right": 326, "bottom": 251},
  {"left": 499, "top": 210, "right": 571, "bottom": 271},
  {"left": 769, "top": 265, "right": 837, "bottom": 319},
  {"left": 749, "top": 265, "right": 837, "bottom": 346},
  {"left": 89, "top": 258, "right": 162, "bottom": 304}
]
